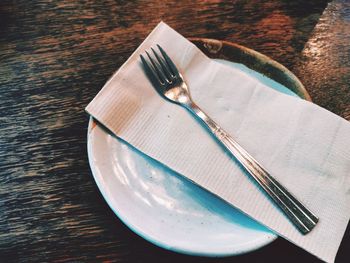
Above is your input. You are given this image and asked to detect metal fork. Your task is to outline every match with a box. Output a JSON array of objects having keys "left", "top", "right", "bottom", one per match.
[{"left": 140, "top": 45, "right": 318, "bottom": 234}]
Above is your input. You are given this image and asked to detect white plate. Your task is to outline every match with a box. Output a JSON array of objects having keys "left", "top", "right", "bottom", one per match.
[{"left": 87, "top": 59, "right": 301, "bottom": 256}]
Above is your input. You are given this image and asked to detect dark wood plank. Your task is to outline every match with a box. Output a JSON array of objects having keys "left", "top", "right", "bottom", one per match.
[
  {"left": 2, "top": 0, "right": 349, "bottom": 262},
  {"left": 293, "top": 0, "right": 350, "bottom": 120}
]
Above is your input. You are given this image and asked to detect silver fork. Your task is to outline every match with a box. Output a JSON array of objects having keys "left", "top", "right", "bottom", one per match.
[{"left": 140, "top": 45, "right": 318, "bottom": 234}]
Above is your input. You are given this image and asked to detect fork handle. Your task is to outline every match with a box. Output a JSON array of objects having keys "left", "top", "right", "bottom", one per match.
[{"left": 187, "top": 102, "right": 318, "bottom": 234}]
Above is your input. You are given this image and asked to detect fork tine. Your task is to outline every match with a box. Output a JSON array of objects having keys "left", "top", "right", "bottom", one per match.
[
  {"left": 157, "top": 44, "right": 179, "bottom": 77},
  {"left": 145, "top": 51, "right": 168, "bottom": 84},
  {"left": 140, "top": 54, "right": 163, "bottom": 88},
  {"left": 151, "top": 47, "right": 173, "bottom": 81}
]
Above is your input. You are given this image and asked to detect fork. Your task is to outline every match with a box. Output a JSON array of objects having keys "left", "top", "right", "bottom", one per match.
[{"left": 140, "top": 45, "right": 318, "bottom": 234}]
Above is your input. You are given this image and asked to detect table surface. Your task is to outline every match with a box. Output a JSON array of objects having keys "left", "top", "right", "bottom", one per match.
[{"left": 1, "top": 0, "right": 349, "bottom": 262}]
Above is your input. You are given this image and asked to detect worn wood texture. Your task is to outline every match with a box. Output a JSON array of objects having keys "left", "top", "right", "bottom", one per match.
[
  {"left": 1, "top": 0, "right": 348, "bottom": 262},
  {"left": 292, "top": 0, "right": 350, "bottom": 120}
]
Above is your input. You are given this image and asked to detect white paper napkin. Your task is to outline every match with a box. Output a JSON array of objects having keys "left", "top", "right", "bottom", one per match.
[{"left": 86, "top": 22, "right": 350, "bottom": 262}]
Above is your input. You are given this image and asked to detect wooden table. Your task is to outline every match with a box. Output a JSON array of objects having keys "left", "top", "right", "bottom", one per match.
[{"left": 1, "top": 0, "right": 349, "bottom": 262}]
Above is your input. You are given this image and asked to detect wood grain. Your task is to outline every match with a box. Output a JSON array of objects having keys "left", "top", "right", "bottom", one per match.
[
  {"left": 1, "top": 0, "right": 348, "bottom": 262},
  {"left": 293, "top": 0, "right": 350, "bottom": 120}
]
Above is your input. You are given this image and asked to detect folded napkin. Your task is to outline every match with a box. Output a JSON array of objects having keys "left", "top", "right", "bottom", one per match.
[{"left": 86, "top": 22, "right": 350, "bottom": 262}]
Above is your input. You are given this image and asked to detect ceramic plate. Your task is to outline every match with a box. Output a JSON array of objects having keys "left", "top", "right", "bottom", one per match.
[{"left": 87, "top": 39, "right": 311, "bottom": 257}]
